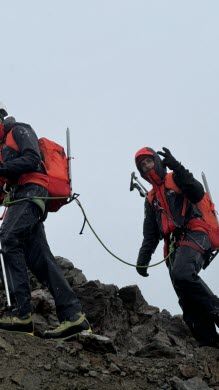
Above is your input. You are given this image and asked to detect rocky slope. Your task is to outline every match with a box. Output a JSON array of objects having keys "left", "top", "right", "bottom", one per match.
[{"left": 0, "top": 257, "right": 218, "bottom": 390}]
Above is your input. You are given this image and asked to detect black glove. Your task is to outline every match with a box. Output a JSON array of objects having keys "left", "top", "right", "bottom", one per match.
[
  {"left": 0, "top": 164, "right": 8, "bottom": 177},
  {"left": 157, "top": 147, "right": 180, "bottom": 171},
  {"left": 136, "top": 258, "right": 149, "bottom": 277}
]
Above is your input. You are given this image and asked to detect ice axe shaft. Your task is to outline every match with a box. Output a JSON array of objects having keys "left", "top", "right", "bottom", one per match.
[{"left": 66, "top": 127, "right": 73, "bottom": 197}]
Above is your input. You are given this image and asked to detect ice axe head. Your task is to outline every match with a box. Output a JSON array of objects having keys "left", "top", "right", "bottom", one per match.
[
  {"left": 130, "top": 172, "right": 146, "bottom": 197},
  {"left": 130, "top": 172, "right": 137, "bottom": 192}
]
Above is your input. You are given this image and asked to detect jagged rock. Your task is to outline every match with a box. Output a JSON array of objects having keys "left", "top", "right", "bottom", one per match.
[
  {"left": 161, "top": 309, "right": 172, "bottom": 318},
  {"left": 119, "top": 285, "right": 148, "bottom": 310},
  {"left": 137, "top": 304, "right": 160, "bottom": 320},
  {"left": 135, "top": 340, "right": 178, "bottom": 358},
  {"left": 11, "top": 369, "right": 28, "bottom": 385},
  {"left": 77, "top": 363, "right": 90, "bottom": 374},
  {"left": 56, "top": 256, "right": 87, "bottom": 286},
  {"left": 74, "top": 332, "right": 117, "bottom": 354},
  {"left": 109, "top": 362, "right": 121, "bottom": 374},
  {"left": 0, "top": 256, "right": 218, "bottom": 390},
  {"left": 0, "top": 335, "right": 15, "bottom": 354},
  {"left": 44, "top": 364, "right": 51, "bottom": 370},
  {"left": 32, "top": 289, "right": 55, "bottom": 314},
  {"left": 153, "top": 331, "right": 172, "bottom": 346},
  {"left": 170, "top": 376, "right": 212, "bottom": 390},
  {"left": 179, "top": 364, "right": 199, "bottom": 379},
  {"left": 11, "top": 369, "right": 42, "bottom": 389},
  {"left": 168, "top": 333, "right": 185, "bottom": 349},
  {"left": 89, "top": 370, "right": 98, "bottom": 377},
  {"left": 57, "top": 358, "right": 77, "bottom": 373}
]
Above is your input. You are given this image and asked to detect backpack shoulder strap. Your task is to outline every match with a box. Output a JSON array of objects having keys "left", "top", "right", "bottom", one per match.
[
  {"left": 147, "top": 189, "right": 155, "bottom": 205},
  {"left": 5, "top": 129, "right": 19, "bottom": 152},
  {"left": 165, "top": 172, "right": 182, "bottom": 193},
  {"left": 165, "top": 172, "right": 189, "bottom": 216}
]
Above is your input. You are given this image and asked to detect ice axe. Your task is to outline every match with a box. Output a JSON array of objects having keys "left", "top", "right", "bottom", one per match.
[
  {"left": 130, "top": 172, "right": 147, "bottom": 198},
  {"left": 130, "top": 172, "right": 179, "bottom": 227}
]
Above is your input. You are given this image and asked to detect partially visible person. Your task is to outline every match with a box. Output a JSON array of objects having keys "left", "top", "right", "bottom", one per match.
[{"left": 0, "top": 102, "right": 91, "bottom": 339}]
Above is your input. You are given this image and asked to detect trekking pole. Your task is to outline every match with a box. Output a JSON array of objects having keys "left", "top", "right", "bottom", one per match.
[
  {"left": 0, "top": 245, "right": 11, "bottom": 307},
  {"left": 66, "top": 127, "right": 73, "bottom": 197}
]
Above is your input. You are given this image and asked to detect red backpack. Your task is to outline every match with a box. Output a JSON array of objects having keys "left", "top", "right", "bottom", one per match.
[
  {"left": 4, "top": 131, "right": 72, "bottom": 212},
  {"left": 39, "top": 138, "right": 71, "bottom": 212},
  {"left": 187, "top": 193, "right": 219, "bottom": 250}
]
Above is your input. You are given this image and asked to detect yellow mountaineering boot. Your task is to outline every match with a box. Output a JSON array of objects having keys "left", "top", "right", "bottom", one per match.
[
  {"left": 43, "top": 312, "right": 92, "bottom": 339},
  {"left": 0, "top": 310, "right": 33, "bottom": 334}
]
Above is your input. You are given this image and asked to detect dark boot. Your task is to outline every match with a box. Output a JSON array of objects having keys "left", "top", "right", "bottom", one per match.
[
  {"left": 184, "top": 311, "right": 219, "bottom": 347},
  {"left": 0, "top": 309, "right": 33, "bottom": 334},
  {"left": 43, "top": 312, "right": 91, "bottom": 339}
]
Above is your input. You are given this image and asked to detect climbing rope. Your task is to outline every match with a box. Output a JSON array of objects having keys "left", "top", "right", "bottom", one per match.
[
  {"left": 74, "top": 198, "right": 175, "bottom": 269},
  {"left": 2, "top": 194, "right": 175, "bottom": 269}
]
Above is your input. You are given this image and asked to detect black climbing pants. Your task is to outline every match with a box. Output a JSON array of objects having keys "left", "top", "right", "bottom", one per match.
[
  {"left": 169, "top": 230, "right": 219, "bottom": 344},
  {"left": 0, "top": 184, "right": 82, "bottom": 322}
]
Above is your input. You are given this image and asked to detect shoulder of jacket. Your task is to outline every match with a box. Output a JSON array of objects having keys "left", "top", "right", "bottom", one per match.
[{"left": 12, "top": 123, "right": 31, "bottom": 133}]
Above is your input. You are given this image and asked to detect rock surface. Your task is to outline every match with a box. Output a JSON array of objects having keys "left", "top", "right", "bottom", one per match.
[{"left": 0, "top": 256, "right": 218, "bottom": 390}]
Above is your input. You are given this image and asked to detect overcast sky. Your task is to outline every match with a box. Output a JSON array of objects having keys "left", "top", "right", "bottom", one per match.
[{"left": 1, "top": 0, "right": 219, "bottom": 315}]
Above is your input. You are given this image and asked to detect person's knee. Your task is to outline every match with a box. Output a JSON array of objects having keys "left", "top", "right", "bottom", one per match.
[
  {"left": 1, "top": 233, "right": 18, "bottom": 252},
  {"left": 171, "top": 267, "right": 194, "bottom": 287}
]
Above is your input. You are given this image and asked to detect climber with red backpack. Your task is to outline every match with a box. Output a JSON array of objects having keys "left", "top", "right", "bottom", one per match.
[
  {"left": 0, "top": 102, "right": 91, "bottom": 338},
  {"left": 135, "top": 146, "right": 219, "bottom": 347}
]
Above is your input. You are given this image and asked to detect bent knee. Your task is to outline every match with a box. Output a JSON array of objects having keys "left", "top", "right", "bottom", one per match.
[
  {"left": 1, "top": 234, "right": 19, "bottom": 252},
  {"left": 171, "top": 268, "right": 197, "bottom": 286}
]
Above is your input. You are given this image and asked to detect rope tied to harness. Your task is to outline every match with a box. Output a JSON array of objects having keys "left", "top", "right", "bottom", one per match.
[{"left": 1, "top": 194, "right": 174, "bottom": 269}]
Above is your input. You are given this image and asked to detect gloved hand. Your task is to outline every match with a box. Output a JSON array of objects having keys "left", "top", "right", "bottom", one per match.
[
  {"left": 2, "top": 193, "right": 11, "bottom": 207},
  {"left": 136, "top": 258, "right": 149, "bottom": 277},
  {"left": 0, "top": 164, "right": 9, "bottom": 177},
  {"left": 157, "top": 147, "right": 180, "bottom": 171}
]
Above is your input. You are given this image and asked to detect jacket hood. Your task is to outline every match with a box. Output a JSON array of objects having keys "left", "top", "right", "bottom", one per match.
[{"left": 135, "top": 147, "right": 167, "bottom": 185}]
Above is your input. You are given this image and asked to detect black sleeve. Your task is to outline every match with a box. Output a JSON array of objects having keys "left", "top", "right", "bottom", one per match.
[
  {"left": 172, "top": 164, "right": 204, "bottom": 203},
  {"left": 1, "top": 125, "right": 41, "bottom": 176},
  {"left": 137, "top": 199, "right": 160, "bottom": 264}
]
